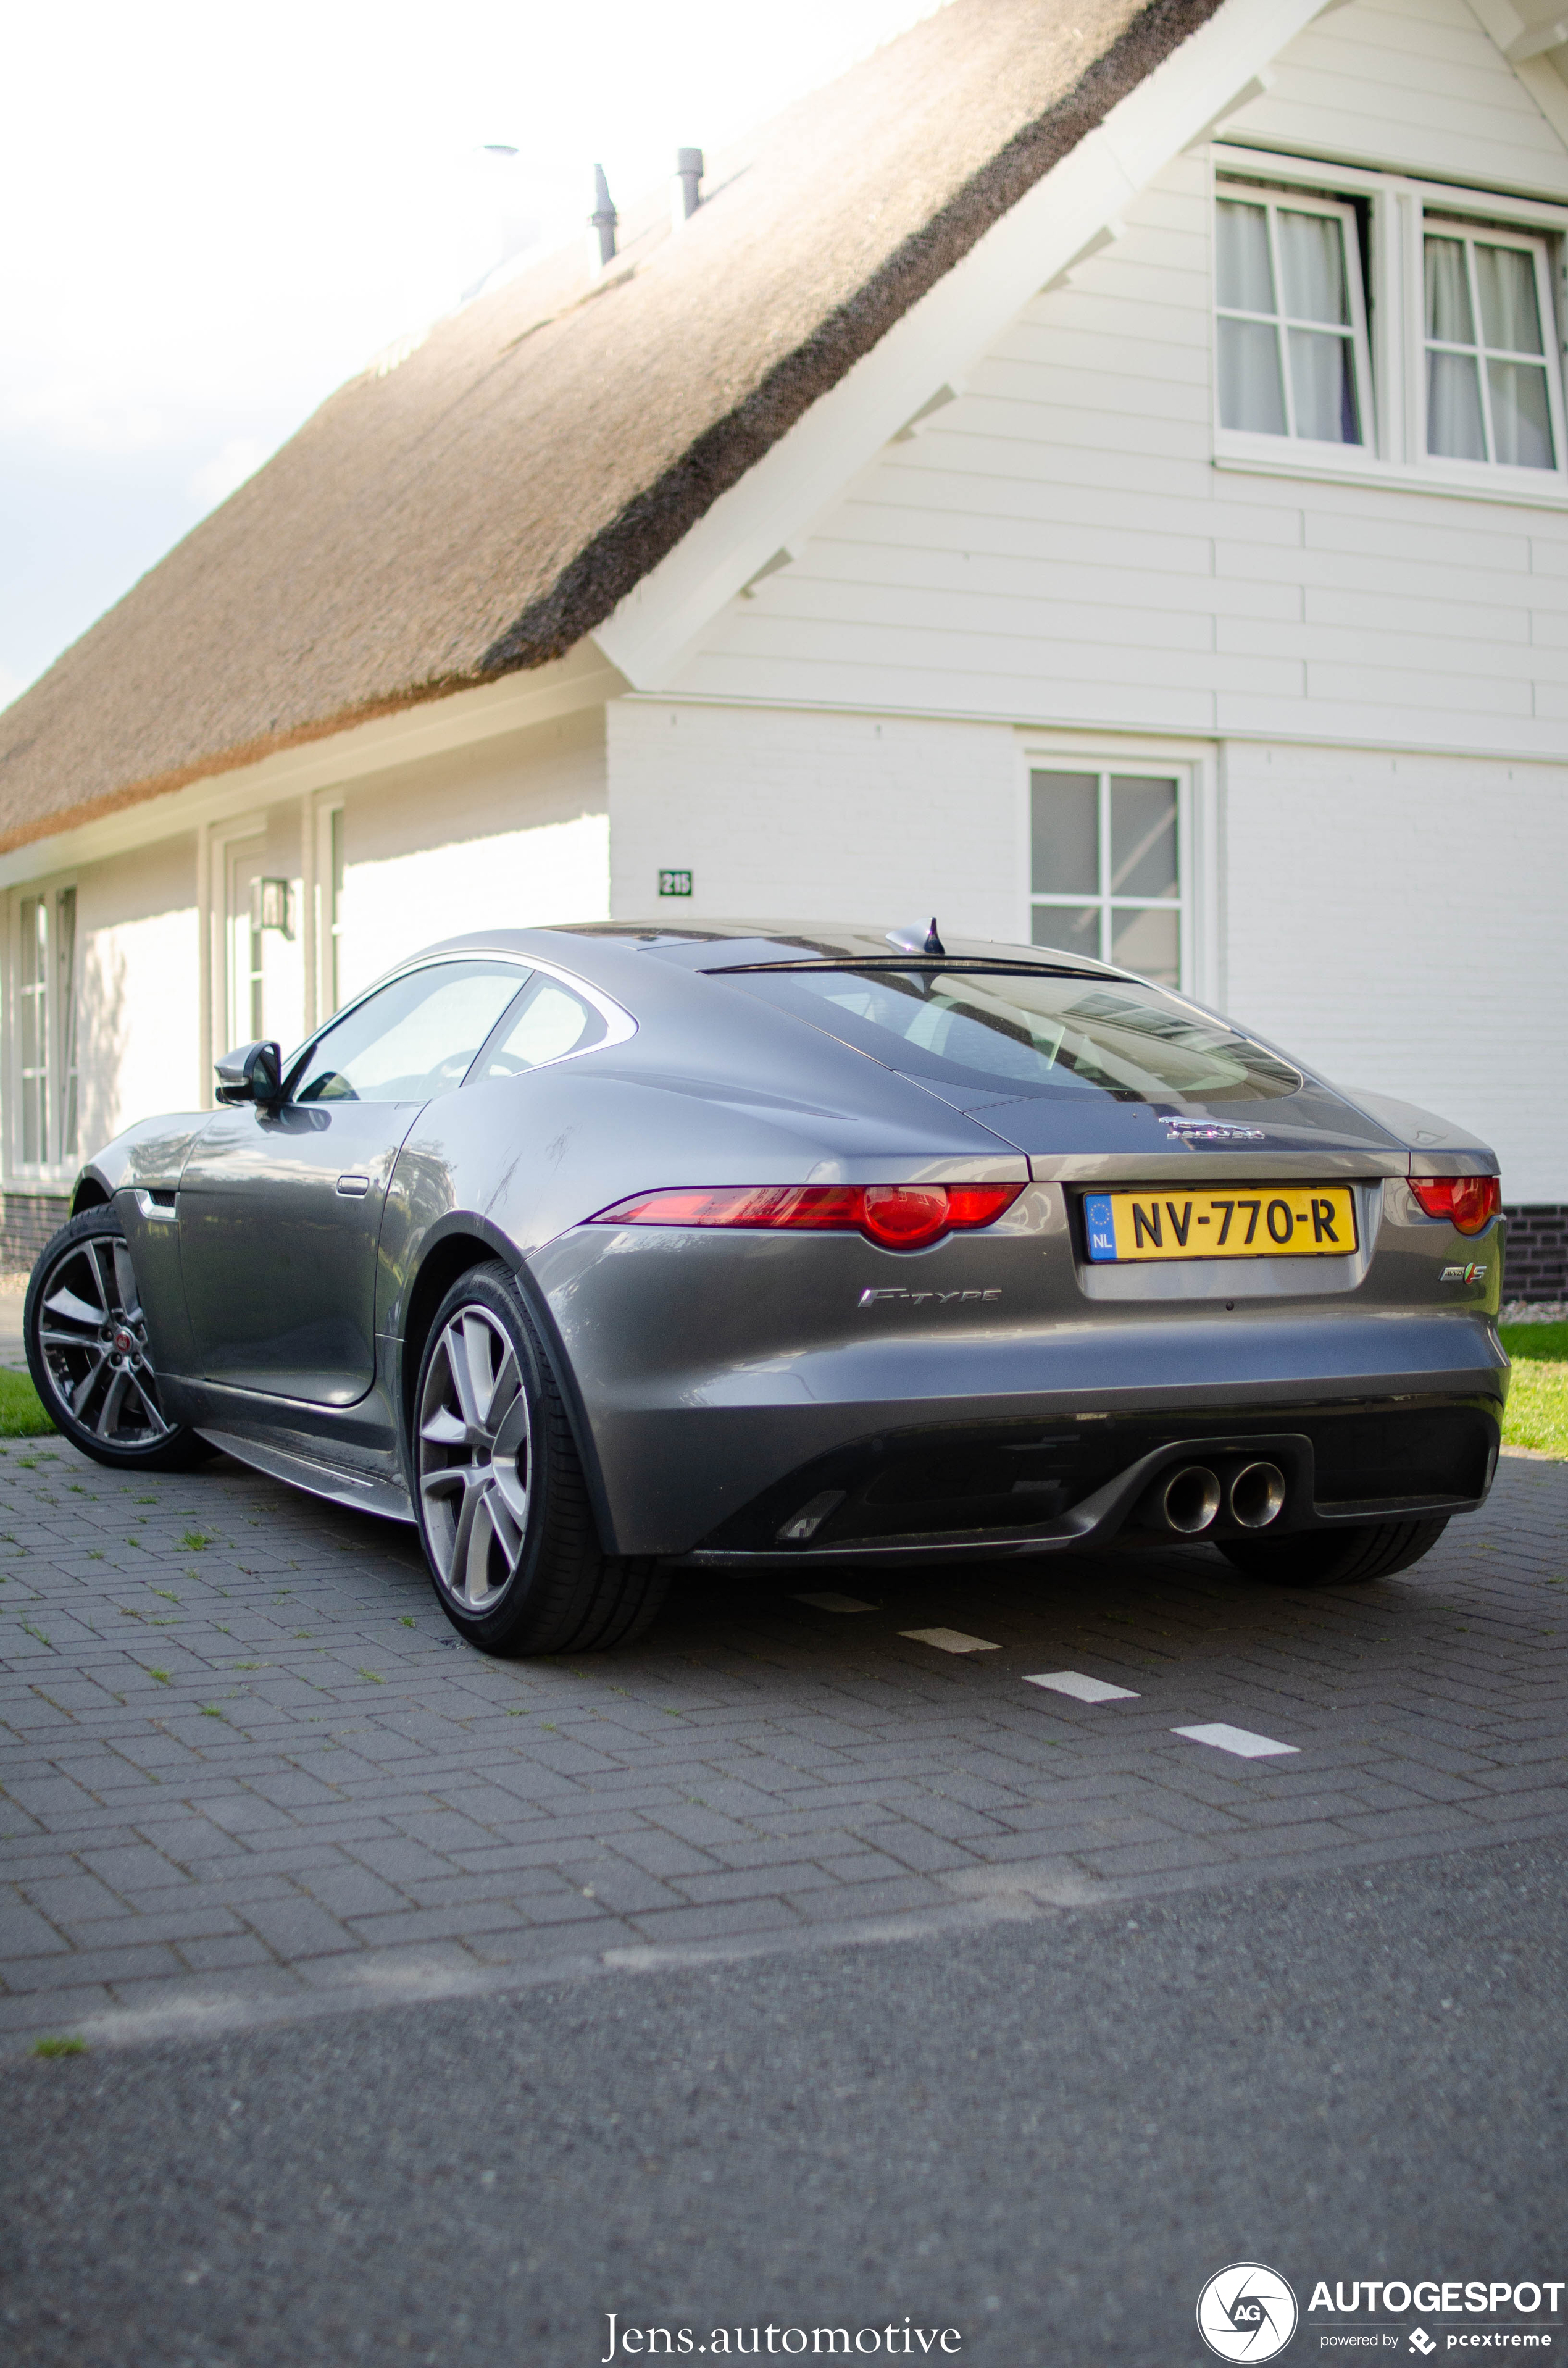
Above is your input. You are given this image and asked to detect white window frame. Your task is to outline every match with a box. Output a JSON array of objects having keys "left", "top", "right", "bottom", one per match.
[
  {"left": 1210, "top": 146, "right": 1568, "bottom": 508},
  {"left": 1025, "top": 760, "right": 1195, "bottom": 997},
  {"left": 1420, "top": 219, "right": 1566, "bottom": 480},
  {"left": 222, "top": 829, "right": 267, "bottom": 1053},
  {"left": 1214, "top": 183, "right": 1375, "bottom": 456},
  {"left": 7, "top": 876, "right": 81, "bottom": 1183},
  {"left": 301, "top": 791, "right": 346, "bottom": 1034}
]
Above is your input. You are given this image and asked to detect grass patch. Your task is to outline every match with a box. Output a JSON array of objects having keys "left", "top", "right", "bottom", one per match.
[
  {"left": 1501, "top": 1323, "right": 1568, "bottom": 1460},
  {"left": 31, "top": 2036, "right": 87, "bottom": 2059},
  {"left": 0, "top": 1370, "right": 53, "bottom": 1437},
  {"left": 180, "top": 1531, "right": 215, "bottom": 1552}
]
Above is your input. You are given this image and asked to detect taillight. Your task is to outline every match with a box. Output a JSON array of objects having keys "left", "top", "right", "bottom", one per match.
[
  {"left": 589, "top": 1181, "right": 1022, "bottom": 1251},
  {"left": 1408, "top": 1174, "right": 1501, "bottom": 1236}
]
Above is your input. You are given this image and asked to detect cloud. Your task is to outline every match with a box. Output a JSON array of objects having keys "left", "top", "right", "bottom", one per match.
[{"left": 186, "top": 438, "right": 269, "bottom": 511}]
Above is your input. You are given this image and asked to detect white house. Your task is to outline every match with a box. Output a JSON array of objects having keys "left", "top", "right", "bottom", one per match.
[{"left": 2, "top": 0, "right": 1566, "bottom": 1294}]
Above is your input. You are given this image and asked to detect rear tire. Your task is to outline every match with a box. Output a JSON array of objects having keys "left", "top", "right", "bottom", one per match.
[
  {"left": 411, "top": 1261, "right": 667, "bottom": 1655},
  {"left": 1219, "top": 1515, "right": 1449, "bottom": 1588},
  {"left": 24, "top": 1208, "right": 217, "bottom": 1471}
]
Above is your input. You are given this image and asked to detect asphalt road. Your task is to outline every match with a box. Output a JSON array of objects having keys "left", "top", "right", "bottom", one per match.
[{"left": 4, "top": 1828, "right": 1564, "bottom": 2368}]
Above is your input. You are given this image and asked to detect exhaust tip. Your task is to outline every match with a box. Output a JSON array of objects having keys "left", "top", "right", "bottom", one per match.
[
  {"left": 1161, "top": 1465, "right": 1222, "bottom": 1536},
  {"left": 1230, "top": 1460, "right": 1286, "bottom": 1530}
]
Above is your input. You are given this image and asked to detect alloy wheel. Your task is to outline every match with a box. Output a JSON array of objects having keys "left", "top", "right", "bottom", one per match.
[
  {"left": 36, "top": 1231, "right": 173, "bottom": 1446},
  {"left": 417, "top": 1307, "right": 532, "bottom": 1611}
]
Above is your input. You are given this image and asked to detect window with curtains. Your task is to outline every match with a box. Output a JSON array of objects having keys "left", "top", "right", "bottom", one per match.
[
  {"left": 12, "top": 884, "right": 78, "bottom": 1172},
  {"left": 1213, "top": 161, "right": 1568, "bottom": 488},
  {"left": 17, "top": 895, "right": 49, "bottom": 1167},
  {"left": 1030, "top": 769, "right": 1183, "bottom": 991},
  {"left": 1425, "top": 225, "right": 1559, "bottom": 471},
  {"left": 1215, "top": 188, "right": 1372, "bottom": 446}
]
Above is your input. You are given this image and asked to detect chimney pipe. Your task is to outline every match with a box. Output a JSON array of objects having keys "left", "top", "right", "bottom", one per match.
[
  {"left": 587, "top": 163, "right": 617, "bottom": 275},
  {"left": 671, "top": 146, "right": 704, "bottom": 230}
]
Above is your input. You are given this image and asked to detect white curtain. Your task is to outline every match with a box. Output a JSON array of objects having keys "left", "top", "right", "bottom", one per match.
[
  {"left": 1216, "top": 200, "right": 1274, "bottom": 311},
  {"left": 1218, "top": 317, "right": 1285, "bottom": 433},
  {"left": 1278, "top": 209, "right": 1348, "bottom": 325},
  {"left": 1489, "top": 361, "right": 1554, "bottom": 467},
  {"left": 1425, "top": 238, "right": 1485, "bottom": 460},
  {"left": 1427, "top": 351, "right": 1485, "bottom": 461},
  {"left": 1290, "top": 328, "right": 1358, "bottom": 443},
  {"left": 1475, "top": 243, "right": 1542, "bottom": 355},
  {"left": 1425, "top": 237, "right": 1474, "bottom": 343}
]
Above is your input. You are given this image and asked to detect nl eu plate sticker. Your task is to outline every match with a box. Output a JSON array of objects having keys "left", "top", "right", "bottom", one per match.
[{"left": 1084, "top": 1196, "right": 1117, "bottom": 1262}]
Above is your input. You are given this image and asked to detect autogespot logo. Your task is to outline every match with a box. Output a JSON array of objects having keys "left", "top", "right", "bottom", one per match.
[{"left": 1197, "top": 2265, "right": 1299, "bottom": 2361}]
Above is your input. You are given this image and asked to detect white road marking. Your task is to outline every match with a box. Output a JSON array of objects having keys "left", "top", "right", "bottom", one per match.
[
  {"left": 1172, "top": 1722, "right": 1299, "bottom": 1759},
  {"left": 793, "top": 1591, "right": 878, "bottom": 1613},
  {"left": 1024, "top": 1670, "right": 1140, "bottom": 1703},
  {"left": 899, "top": 1627, "right": 1000, "bottom": 1655}
]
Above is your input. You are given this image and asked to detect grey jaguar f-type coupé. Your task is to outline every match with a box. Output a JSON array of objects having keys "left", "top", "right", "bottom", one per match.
[{"left": 25, "top": 921, "right": 1508, "bottom": 1654}]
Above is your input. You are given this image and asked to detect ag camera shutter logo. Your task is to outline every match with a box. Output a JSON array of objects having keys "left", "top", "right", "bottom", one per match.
[{"left": 1196, "top": 2264, "right": 1299, "bottom": 2361}]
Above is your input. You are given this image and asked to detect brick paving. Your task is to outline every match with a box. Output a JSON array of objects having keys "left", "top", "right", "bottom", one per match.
[{"left": 1, "top": 1437, "right": 1564, "bottom": 2048}]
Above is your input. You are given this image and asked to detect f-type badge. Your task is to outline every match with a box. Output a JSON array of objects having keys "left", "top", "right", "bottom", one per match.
[
  {"left": 1161, "top": 1116, "right": 1266, "bottom": 1144},
  {"left": 859, "top": 1287, "right": 1001, "bottom": 1309},
  {"left": 1440, "top": 1262, "right": 1487, "bottom": 1284}
]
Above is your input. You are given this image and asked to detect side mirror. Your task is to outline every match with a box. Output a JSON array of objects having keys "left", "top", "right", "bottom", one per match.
[{"left": 215, "top": 1040, "right": 283, "bottom": 1105}]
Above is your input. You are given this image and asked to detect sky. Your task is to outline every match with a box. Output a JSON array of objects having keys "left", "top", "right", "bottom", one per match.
[{"left": 0, "top": 0, "right": 943, "bottom": 711}]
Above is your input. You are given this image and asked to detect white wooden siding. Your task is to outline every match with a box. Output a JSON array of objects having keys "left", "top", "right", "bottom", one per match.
[{"left": 1224, "top": 0, "right": 1568, "bottom": 195}]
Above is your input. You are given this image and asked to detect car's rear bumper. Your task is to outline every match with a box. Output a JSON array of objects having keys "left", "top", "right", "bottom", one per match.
[
  {"left": 666, "top": 1395, "right": 1499, "bottom": 1568},
  {"left": 527, "top": 1226, "right": 1508, "bottom": 1559}
]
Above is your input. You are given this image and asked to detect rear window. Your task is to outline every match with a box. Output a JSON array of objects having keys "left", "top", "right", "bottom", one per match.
[{"left": 720, "top": 967, "right": 1301, "bottom": 1105}]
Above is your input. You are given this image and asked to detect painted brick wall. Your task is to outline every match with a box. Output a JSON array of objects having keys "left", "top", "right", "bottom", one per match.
[{"left": 1223, "top": 740, "right": 1568, "bottom": 1203}]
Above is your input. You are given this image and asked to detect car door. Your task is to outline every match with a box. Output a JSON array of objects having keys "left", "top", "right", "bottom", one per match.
[{"left": 176, "top": 958, "right": 530, "bottom": 1406}]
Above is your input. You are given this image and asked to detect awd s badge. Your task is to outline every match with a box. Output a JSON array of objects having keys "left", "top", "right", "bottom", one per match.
[{"left": 1440, "top": 1261, "right": 1487, "bottom": 1284}]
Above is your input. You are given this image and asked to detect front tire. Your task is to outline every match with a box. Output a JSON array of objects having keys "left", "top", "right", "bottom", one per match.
[
  {"left": 25, "top": 1208, "right": 216, "bottom": 1470},
  {"left": 411, "top": 1261, "right": 666, "bottom": 1655},
  {"left": 1219, "top": 1515, "right": 1449, "bottom": 1588}
]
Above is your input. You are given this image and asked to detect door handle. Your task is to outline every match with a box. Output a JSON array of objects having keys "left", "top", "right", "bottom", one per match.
[{"left": 335, "top": 1174, "right": 371, "bottom": 1199}]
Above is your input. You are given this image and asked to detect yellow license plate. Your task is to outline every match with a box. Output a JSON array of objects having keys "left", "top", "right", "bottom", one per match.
[{"left": 1083, "top": 1184, "right": 1359, "bottom": 1263}]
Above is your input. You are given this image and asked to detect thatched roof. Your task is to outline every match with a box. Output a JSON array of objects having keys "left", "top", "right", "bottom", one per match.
[{"left": 0, "top": 0, "right": 1224, "bottom": 855}]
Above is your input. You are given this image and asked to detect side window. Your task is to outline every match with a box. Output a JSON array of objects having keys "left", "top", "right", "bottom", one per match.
[
  {"left": 469, "top": 974, "right": 606, "bottom": 1082},
  {"left": 293, "top": 961, "right": 529, "bottom": 1105}
]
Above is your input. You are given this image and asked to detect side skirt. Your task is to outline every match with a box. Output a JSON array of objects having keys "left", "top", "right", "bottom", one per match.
[{"left": 197, "top": 1428, "right": 415, "bottom": 1525}]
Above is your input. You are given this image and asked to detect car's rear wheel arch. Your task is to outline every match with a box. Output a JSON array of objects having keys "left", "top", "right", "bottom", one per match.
[
  {"left": 411, "top": 1260, "right": 664, "bottom": 1653},
  {"left": 401, "top": 1232, "right": 507, "bottom": 1444},
  {"left": 398, "top": 1226, "right": 616, "bottom": 1552}
]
